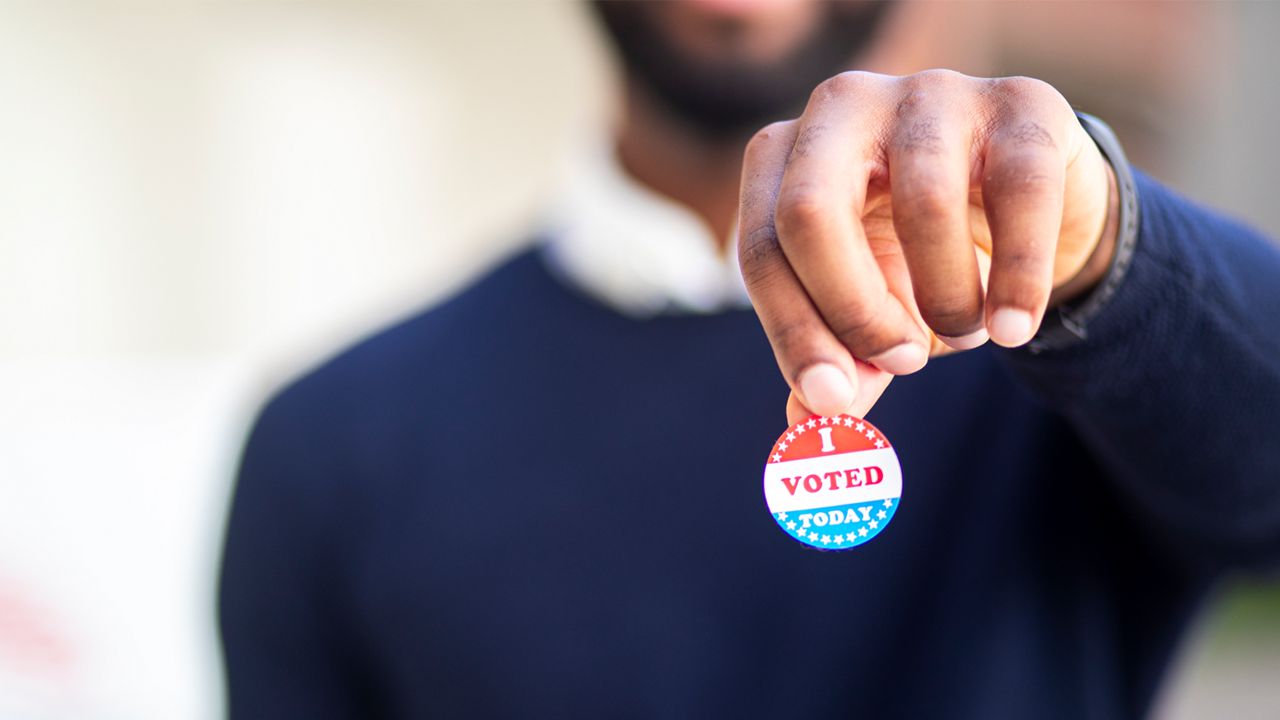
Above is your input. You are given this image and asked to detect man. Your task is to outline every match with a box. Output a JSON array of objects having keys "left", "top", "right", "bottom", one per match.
[{"left": 220, "top": 2, "right": 1280, "bottom": 717}]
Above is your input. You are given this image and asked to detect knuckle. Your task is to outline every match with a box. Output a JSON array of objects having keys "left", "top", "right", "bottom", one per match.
[
  {"left": 909, "top": 68, "right": 969, "bottom": 91},
  {"left": 1023, "top": 77, "right": 1063, "bottom": 105},
  {"left": 788, "top": 123, "right": 826, "bottom": 163},
  {"left": 995, "top": 119, "right": 1058, "bottom": 152},
  {"left": 994, "top": 75, "right": 1053, "bottom": 100},
  {"left": 825, "top": 296, "right": 888, "bottom": 348},
  {"left": 745, "top": 120, "right": 796, "bottom": 159},
  {"left": 774, "top": 186, "right": 829, "bottom": 239},
  {"left": 809, "top": 78, "right": 840, "bottom": 106},
  {"left": 985, "top": 159, "right": 1060, "bottom": 197},
  {"left": 920, "top": 300, "right": 983, "bottom": 336},
  {"left": 991, "top": 76, "right": 1069, "bottom": 116},
  {"left": 812, "top": 70, "right": 875, "bottom": 104},
  {"left": 741, "top": 260, "right": 786, "bottom": 294},
  {"left": 771, "top": 320, "right": 821, "bottom": 361},
  {"left": 737, "top": 224, "right": 785, "bottom": 284},
  {"left": 891, "top": 115, "right": 946, "bottom": 155},
  {"left": 893, "top": 89, "right": 927, "bottom": 119},
  {"left": 997, "top": 249, "right": 1052, "bottom": 278},
  {"left": 895, "top": 70, "right": 970, "bottom": 116}
]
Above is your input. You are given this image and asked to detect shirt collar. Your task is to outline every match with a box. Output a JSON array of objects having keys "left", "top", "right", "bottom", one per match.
[{"left": 541, "top": 141, "right": 752, "bottom": 317}]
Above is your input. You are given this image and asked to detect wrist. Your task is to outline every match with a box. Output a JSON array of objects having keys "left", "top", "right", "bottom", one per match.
[{"left": 1027, "top": 111, "right": 1140, "bottom": 354}]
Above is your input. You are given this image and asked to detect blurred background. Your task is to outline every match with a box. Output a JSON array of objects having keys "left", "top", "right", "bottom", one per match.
[{"left": 0, "top": 2, "right": 1277, "bottom": 718}]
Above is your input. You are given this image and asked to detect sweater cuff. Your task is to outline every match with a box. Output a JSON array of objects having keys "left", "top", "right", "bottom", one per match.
[{"left": 998, "top": 170, "right": 1199, "bottom": 403}]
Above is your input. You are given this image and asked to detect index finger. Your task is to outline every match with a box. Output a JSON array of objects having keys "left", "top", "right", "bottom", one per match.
[{"left": 738, "top": 120, "right": 890, "bottom": 418}]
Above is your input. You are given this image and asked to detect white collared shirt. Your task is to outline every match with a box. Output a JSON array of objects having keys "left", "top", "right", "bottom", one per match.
[{"left": 541, "top": 142, "right": 752, "bottom": 317}]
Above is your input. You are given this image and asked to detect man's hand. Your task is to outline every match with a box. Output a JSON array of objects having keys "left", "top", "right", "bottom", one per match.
[{"left": 737, "top": 70, "right": 1118, "bottom": 424}]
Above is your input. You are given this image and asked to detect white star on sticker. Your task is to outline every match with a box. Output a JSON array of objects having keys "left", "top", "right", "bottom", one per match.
[
  {"left": 787, "top": 521, "right": 797, "bottom": 530},
  {"left": 858, "top": 527, "right": 869, "bottom": 537},
  {"left": 786, "top": 432, "right": 796, "bottom": 442},
  {"left": 819, "top": 416, "right": 829, "bottom": 425},
  {"left": 795, "top": 424, "right": 806, "bottom": 434},
  {"left": 772, "top": 453, "right": 782, "bottom": 462},
  {"left": 806, "top": 419, "right": 817, "bottom": 429},
  {"left": 864, "top": 429, "right": 876, "bottom": 440},
  {"left": 820, "top": 535, "right": 831, "bottom": 544},
  {"left": 778, "top": 512, "right": 788, "bottom": 520},
  {"left": 877, "top": 509, "right": 887, "bottom": 520},
  {"left": 807, "top": 530, "right": 819, "bottom": 541},
  {"left": 855, "top": 422, "right": 866, "bottom": 431},
  {"left": 883, "top": 499, "right": 893, "bottom": 508},
  {"left": 874, "top": 439, "right": 885, "bottom": 449},
  {"left": 842, "top": 417, "right": 854, "bottom": 427},
  {"left": 778, "top": 442, "right": 788, "bottom": 451},
  {"left": 868, "top": 520, "right": 879, "bottom": 530}
]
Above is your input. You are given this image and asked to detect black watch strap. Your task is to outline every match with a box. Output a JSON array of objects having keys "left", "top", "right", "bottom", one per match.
[{"left": 1027, "top": 111, "right": 1140, "bottom": 354}]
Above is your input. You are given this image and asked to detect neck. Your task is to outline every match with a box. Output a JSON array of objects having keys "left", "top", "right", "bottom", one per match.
[{"left": 614, "top": 84, "right": 747, "bottom": 253}]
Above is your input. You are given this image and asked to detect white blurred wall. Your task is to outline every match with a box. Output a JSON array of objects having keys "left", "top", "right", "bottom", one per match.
[
  {"left": 0, "top": 3, "right": 606, "bottom": 717},
  {"left": 0, "top": 3, "right": 1275, "bottom": 719}
]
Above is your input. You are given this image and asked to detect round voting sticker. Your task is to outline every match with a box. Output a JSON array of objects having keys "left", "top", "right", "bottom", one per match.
[{"left": 763, "top": 414, "right": 902, "bottom": 550}]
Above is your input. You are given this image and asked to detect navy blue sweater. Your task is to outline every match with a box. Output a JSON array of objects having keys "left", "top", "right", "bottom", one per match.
[{"left": 220, "top": 173, "right": 1280, "bottom": 719}]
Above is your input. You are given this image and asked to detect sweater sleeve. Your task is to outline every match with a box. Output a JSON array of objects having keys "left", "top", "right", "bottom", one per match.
[
  {"left": 1001, "top": 171, "right": 1280, "bottom": 573},
  {"left": 218, "top": 390, "right": 374, "bottom": 719}
]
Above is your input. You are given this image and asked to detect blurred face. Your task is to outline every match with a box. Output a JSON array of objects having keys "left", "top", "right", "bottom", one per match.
[{"left": 593, "top": 0, "right": 892, "bottom": 137}]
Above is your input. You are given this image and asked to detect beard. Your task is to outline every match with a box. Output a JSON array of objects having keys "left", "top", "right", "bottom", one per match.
[{"left": 591, "top": 1, "right": 893, "bottom": 140}]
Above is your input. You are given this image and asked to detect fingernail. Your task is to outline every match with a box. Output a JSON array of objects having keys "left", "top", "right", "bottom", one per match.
[
  {"left": 937, "top": 327, "right": 989, "bottom": 351},
  {"left": 867, "top": 343, "right": 928, "bottom": 375},
  {"left": 989, "top": 308, "right": 1034, "bottom": 347},
  {"left": 798, "top": 363, "right": 856, "bottom": 417}
]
